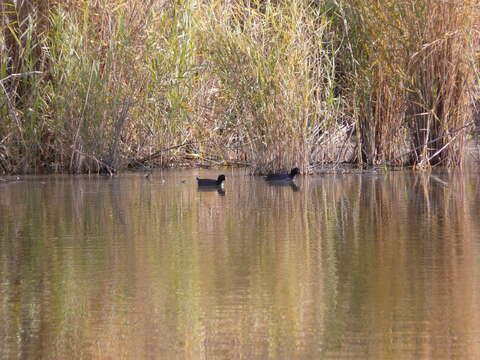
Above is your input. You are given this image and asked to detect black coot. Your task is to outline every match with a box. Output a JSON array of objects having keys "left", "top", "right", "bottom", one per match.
[
  {"left": 196, "top": 174, "right": 226, "bottom": 186},
  {"left": 265, "top": 168, "right": 300, "bottom": 182}
]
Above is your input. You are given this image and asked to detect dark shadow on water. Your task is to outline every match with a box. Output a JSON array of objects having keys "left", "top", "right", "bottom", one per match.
[
  {"left": 266, "top": 181, "right": 300, "bottom": 192},
  {"left": 197, "top": 187, "right": 225, "bottom": 196}
]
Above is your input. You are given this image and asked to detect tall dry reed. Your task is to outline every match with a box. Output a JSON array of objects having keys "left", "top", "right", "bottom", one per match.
[
  {"left": 196, "top": 0, "right": 342, "bottom": 174},
  {"left": 338, "top": 0, "right": 478, "bottom": 167},
  {"left": 405, "top": 0, "right": 477, "bottom": 167},
  {"left": 1, "top": 1, "right": 202, "bottom": 173},
  {"left": 0, "top": 0, "right": 478, "bottom": 174}
]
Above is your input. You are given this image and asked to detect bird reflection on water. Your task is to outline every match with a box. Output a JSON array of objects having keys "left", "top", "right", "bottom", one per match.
[
  {"left": 266, "top": 181, "right": 300, "bottom": 192},
  {"left": 197, "top": 187, "right": 226, "bottom": 196}
]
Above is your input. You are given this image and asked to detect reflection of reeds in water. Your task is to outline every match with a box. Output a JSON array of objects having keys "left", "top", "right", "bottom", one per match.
[
  {"left": 318, "top": 171, "right": 480, "bottom": 359},
  {"left": 0, "top": 171, "right": 480, "bottom": 358}
]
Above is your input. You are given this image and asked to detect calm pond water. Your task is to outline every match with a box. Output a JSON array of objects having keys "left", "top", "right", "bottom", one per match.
[{"left": 1, "top": 169, "right": 480, "bottom": 359}]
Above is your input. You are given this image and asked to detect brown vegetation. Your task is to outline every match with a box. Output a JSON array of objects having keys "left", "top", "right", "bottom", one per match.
[{"left": 0, "top": 0, "right": 478, "bottom": 174}]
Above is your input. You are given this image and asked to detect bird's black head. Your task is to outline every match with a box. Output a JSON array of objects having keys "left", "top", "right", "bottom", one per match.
[
  {"left": 217, "top": 174, "right": 226, "bottom": 184},
  {"left": 290, "top": 168, "right": 300, "bottom": 177}
]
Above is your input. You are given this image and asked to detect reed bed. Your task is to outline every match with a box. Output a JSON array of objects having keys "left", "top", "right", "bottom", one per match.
[
  {"left": 404, "top": 0, "right": 477, "bottom": 167},
  {"left": 196, "top": 0, "right": 340, "bottom": 174},
  {"left": 0, "top": 0, "right": 478, "bottom": 174},
  {"left": 338, "top": 0, "right": 478, "bottom": 167}
]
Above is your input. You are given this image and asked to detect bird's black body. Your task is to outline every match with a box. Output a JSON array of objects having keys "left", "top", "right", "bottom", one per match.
[
  {"left": 265, "top": 168, "right": 300, "bottom": 182},
  {"left": 196, "top": 174, "right": 226, "bottom": 187}
]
